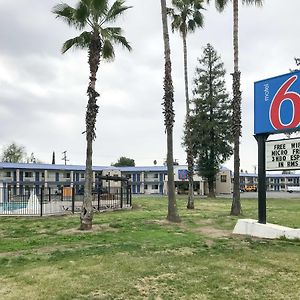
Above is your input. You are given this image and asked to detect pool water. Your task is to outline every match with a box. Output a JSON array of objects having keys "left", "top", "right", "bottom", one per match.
[{"left": 0, "top": 202, "right": 27, "bottom": 212}]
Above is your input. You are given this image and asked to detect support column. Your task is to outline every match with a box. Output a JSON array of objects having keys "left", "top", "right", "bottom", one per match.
[
  {"left": 44, "top": 170, "right": 48, "bottom": 188},
  {"left": 255, "top": 134, "right": 269, "bottom": 224}
]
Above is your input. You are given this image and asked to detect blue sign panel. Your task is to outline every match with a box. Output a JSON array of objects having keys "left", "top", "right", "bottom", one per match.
[
  {"left": 254, "top": 70, "right": 300, "bottom": 134},
  {"left": 178, "top": 169, "right": 188, "bottom": 180}
]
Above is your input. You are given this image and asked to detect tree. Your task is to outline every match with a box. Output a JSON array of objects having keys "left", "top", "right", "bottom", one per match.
[
  {"left": 189, "top": 44, "right": 233, "bottom": 197},
  {"left": 160, "top": 0, "right": 181, "bottom": 223},
  {"left": 207, "top": 0, "right": 263, "bottom": 215},
  {"left": 1, "top": 143, "right": 27, "bottom": 163},
  {"left": 53, "top": 0, "right": 132, "bottom": 230},
  {"left": 112, "top": 156, "right": 135, "bottom": 167},
  {"left": 168, "top": 0, "right": 204, "bottom": 209}
]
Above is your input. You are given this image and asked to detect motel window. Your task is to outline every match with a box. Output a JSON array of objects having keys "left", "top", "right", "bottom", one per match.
[
  {"left": 81, "top": 173, "right": 85, "bottom": 178},
  {"left": 154, "top": 174, "right": 158, "bottom": 178},
  {"left": 152, "top": 185, "right": 159, "bottom": 190},
  {"left": 221, "top": 175, "right": 227, "bottom": 183},
  {"left": 5, "top": 172, "right": 11, "bottom": 177},
  {"left": 64, "top": 173, "right": 71, "bottom": 179},
  {"left": 41, "top": 172, "right": 45, "bottom": 178},
  {"left": 280, "top": 178, "right": 285, "bottom": 182},
  {"left": 144, "top": 173, "right": 148, "bottom": 178},
  {"left": 144, "top": 185, "right": 148, "bottom": 189},
  {"left": 25, "top": 172, "right": 32, "bottom": 178},
  {"left": 288, "top": 178, "right": 293, "bottom": 182}
]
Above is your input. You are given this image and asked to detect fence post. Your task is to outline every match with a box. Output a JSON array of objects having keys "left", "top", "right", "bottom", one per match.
[
  {"left": 48, "top": 187, "right": 51, "bottom": 202},
  {"left": 130, "top": 186, "right": 132, "bottom": 207},
  {"left": 97, "top": 190, "right": 100, "bottom": 211},
  {"left": 40, "top": 187, "right": 44, "bottom": 217},
  {"left": 120, "top": 187, "right": 123, "bottom": 209},
  {"left": 72, "top": 187, "right": 75, "bottom": 214},
  {"left": 126, "top": 184, "right": 129, "bottom": 206}
]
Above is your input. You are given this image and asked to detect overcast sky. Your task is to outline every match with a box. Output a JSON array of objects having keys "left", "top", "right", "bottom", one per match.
[{"left": 0, "top": 0, "right": 299, "bottom": 172}]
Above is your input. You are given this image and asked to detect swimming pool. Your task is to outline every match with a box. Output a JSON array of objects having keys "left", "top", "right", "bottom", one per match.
[{"left": 0, "top": 202, "right": 27, "bottom": 212}]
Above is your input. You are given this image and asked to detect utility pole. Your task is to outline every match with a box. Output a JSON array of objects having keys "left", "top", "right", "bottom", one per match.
[
  {"left": 52, "top": 151, "right": 55, "bottom": 164},
  {"left": 62, "top": 151, "right": 69, "bottom": 165}
]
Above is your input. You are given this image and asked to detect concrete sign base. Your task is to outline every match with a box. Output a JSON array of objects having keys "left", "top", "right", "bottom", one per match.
[{"left": 233, "top": 219, "right": 300, "bottom": 240}]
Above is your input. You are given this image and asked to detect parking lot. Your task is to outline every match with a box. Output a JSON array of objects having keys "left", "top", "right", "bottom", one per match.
[{"left": 220, "top": 191, "right": 300, "bottom": 199}]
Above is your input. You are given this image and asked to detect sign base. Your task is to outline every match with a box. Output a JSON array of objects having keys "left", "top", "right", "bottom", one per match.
[{"left": 233, "top": 219, "right": 300, "bottom": 240}]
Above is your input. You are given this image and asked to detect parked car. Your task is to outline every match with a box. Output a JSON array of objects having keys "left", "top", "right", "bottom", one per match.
[
  {"left": 287, "top": 186, "right": 300, "bottom": 193},
  {"left": 244, "top": 185, "right": 257, "bottom": 192}
]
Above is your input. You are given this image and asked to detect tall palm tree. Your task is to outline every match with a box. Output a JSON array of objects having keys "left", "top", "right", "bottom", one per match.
[
  {"left": 168, "top": 0, "right": 204, "bottom": 209},
  {"left": 208, "top": 0, "right": 263, "bottom": 215},
  {"left": 53, "top": 0, "right": 131, "bottom": 230},
  {"left": 160, "top": 0, "right": 181, "bottom": 223}
]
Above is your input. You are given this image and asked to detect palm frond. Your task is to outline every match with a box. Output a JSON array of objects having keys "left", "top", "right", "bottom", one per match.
[
  {"left": 61, "top": 31, "right": 92, "bottom": 53},
  {"left": 74, "top": 0, "right": 90, "bottom": 27},
  {"left": 172, "top": 0, "right": 185, "bottom": 10},
  {"left": 193, "top": 10, "right": 204, "bottom": 27},
  {"left": 169, "top": 0, "right": 204, "bottom": 35},
  {"left": 170, "top": 14, "right": 182, "bottom": 32},
  {"left": 92, "top": 0, "right": 108, "bottom": 12},
  {"left": 101, "top": 27, "right": 131, "bottom": 51},
  {"left": 102, "top": 39, "right": 115, "bottom": 61},
  {"left": 90, "top": 0, "right": 108, "bottom": 23},
  {"left": 105, "top": 0, "right": 132, "bottom": 22},
  {"left": 52, "top": 3, "right": 77, "bottom": 26},
  {"left": 205, "top": 0, "right": 229, "bottom": 12}
]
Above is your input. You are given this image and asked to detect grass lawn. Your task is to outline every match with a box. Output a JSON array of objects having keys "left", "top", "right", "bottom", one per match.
[{"left": 0, "top": 196, "right": 299, "bottom": 299}]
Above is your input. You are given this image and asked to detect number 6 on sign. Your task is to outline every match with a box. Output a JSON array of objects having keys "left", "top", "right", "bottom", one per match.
[{"left": 269, "top": 76, "right": 300, "bottom": 130}]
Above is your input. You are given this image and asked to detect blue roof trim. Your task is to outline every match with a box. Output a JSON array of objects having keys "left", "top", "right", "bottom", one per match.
[
  {"left": 0, "top": 162, "right": 117, "bottom": 172},
  {"left": 117, "top": 166, "right": 167, "bottom": 172}
]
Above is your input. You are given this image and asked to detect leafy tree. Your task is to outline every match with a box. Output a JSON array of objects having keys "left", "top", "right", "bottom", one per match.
[
  {"left": 53, "top": 0, "right": 132, "bottom": 230},
  {"left": 1, "top": 143, "right": 27, "bottom": 163},
  {"left": 189, "top": 44, "right": 233, "bottom": 197},
  {"left": 160, "top": 0, "right": 180, "bottom": 223},
  {"left": 112, "top": 156, "right": 135, "bottom": 167},
  {"left": 207, "top": 0, "right": 263, "bottom": 214},
  {"left": 168, "top": 0, "right": 204, "bottom": 209}
]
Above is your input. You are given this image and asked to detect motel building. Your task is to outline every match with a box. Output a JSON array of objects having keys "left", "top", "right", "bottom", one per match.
[
  {"left": 0, "top": 162, "right": 232, "bottom": 197},
  {"left": 0, "top": 162, "right": 299, "bottom": 197}
]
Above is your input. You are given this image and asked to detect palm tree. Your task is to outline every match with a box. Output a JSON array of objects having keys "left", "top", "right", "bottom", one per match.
[
  {"left": 208, "top": 0, "right": 263, "bottom": 215},
  {"left": 53, "top": 0, "right": 131, "bottom": 230},
  {"left": 160, "top": 0, "right": 181, "bottom": 223},
  {"left": 168, "top": 0, "right": 204, "bottom": 209}
]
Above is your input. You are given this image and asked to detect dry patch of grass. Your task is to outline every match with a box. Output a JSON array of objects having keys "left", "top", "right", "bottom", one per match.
[
  {"left": 193, "top": 226, "right": 232, "bottom": 238},
  {"left": 135, "top": 273, "right": 177, "bottom": 298},
  {"left": 57, "top": 223, "right": 119, "bottom": 235}
]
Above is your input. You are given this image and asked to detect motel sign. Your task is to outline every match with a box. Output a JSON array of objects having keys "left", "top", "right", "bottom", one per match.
[{"left": 254, "top": 70, "right": 300, "bottom": 135}]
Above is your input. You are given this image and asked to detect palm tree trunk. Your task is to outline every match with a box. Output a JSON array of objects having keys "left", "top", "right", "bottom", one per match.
[
  {"left": 80, "top": 31, "right": 101, "bottom": 230},
  {"left": 182, "top": 32, "right": 194, "bottom": 210},
  {"left": 160, "top": 0, "right": 180, "bottom": 223},
  {"left": 231, "top": 0, "right": 242, "bottom": 215}
]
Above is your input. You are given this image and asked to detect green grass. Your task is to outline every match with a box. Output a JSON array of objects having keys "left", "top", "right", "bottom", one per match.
[{"left": 0, "top": 196, "right": 299, "bottom": 299}]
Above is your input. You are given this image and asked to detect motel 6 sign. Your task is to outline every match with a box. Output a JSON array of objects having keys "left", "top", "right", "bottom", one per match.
[{"left": 254, "top": 70, "right": 300, "bottom": 134}]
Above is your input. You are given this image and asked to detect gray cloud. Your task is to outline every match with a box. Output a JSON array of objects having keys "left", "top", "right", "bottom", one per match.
[{"left": 1, "top": 0, "right": 300, "bottom": 170}]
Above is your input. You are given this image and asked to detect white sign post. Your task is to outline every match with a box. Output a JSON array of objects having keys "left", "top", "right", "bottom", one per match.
[{"left": 266, "top": 138, "right": 300, "bottom": 171}]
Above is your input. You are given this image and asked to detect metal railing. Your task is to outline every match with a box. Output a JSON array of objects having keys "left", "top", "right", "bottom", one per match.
[{"left": 0, "top": 179, "right": 132, "bottom": 216}]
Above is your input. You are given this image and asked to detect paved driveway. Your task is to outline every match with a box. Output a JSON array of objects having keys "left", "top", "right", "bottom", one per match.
[{"left": 220, "top": 191, "right": 300, "bottom": 199}]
